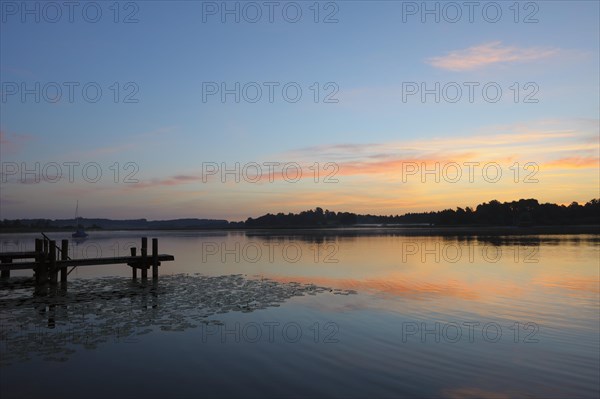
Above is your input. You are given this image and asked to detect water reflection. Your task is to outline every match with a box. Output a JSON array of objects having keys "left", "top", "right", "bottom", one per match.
[
  {"left": 0, "top": 231, "right": 598, "bottom": 398},
  {"left": 0, "top": 274, "right": 355, "bottom": 365}
]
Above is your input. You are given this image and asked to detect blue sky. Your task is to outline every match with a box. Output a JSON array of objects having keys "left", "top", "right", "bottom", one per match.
[{"left": 1, "top": 1, "right": 599, "bottom": 220}]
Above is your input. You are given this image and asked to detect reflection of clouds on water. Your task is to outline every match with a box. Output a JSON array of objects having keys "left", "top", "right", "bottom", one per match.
[
  {"left": 441, "top": 387, "right": 514, "bottom": 399},
  {"left": 0, "top": 274, "right": 356, "bottom": 365},
  {"left": 533, "top": 276, "right": 600, "bottom": 295},
  {"left": 475, "top": 235, "right": 600, "bottom": 247},
  {"left": 267, "top": 275, "right": 481, "bottom": 301}
]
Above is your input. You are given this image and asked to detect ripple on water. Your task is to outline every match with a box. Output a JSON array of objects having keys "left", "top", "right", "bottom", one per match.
[{"left": 0, "top": 274, "right": 356, "bottom": 365}]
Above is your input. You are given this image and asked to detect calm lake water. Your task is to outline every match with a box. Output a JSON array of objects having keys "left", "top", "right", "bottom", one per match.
[{"left": 1, "top": 231, "right": 599, "bottom": 399}]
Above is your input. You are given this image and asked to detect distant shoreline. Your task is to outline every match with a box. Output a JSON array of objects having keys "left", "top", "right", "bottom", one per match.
[
  {"left": 242, "top": 225, "right": 600, "bottom": 236},
  {"left": 1, "top": 225, "right": 598, "bottom": 236}
]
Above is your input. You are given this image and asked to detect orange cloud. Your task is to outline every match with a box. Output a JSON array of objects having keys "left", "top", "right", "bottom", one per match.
[
  {"left": 123, "top": 119, "right": 598, "bottom": 217},
  {"left": 427, "top": 41, "right": 559, "bottom": 71},
  {"left": 544, "top": 156, "right": 599, "bottom": 169}
]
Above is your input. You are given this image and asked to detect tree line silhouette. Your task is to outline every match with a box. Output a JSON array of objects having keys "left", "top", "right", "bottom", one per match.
[
  {"left": 2, "top": 198, "right": 598, "bottom": 231},
  {"left": 244, "top": 199, "right": 600, "bottom": 228}
]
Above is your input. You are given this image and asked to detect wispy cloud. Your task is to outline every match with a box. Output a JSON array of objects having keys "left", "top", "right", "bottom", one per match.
[
  {"left": 427, "top": 41, "right": 560, "bottom": 71},
  {"left": 70, "top": 126, "right": 178, "bottom": 158},
  {"left": 0, "top": 65, "right": 36, "bottom": 79},
  {"left": 0, "top": 130, "right": 34, "bottom": 155},
  {"left": 0, "top": 195, "right": 25, "bottom": 207},
  {"left": 131, "top": 174, "right": 201, "bottom": 189},
  {"left": 545, "top": 156, "right": 599, "bottom": 169},
  {"left": 126, "top": 120, "right": 598, "bottom": 192},
  {"left": 276, "top": 120, "right": 599, "bottom": 182}
]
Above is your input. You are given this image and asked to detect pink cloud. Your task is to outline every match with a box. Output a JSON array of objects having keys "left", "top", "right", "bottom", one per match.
[
  {"left": 0, "top": 130, "right": 34, "bottom": 155},
  {"left": 427, "top": 41, "right": 560, "bottom": 71},
  {"left": 126, "top": 121, "right": 598, "bottom": 191},
  {"left": 130, "top": 174, "right": 201, "bottom": 189},
  {"left": 544, "top": 156, "right": 600, "bottom": 169}
]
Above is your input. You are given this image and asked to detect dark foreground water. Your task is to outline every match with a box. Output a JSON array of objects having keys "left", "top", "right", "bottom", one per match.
[{"left": 1, "top": 231, "right": 599, "bottom": 398}]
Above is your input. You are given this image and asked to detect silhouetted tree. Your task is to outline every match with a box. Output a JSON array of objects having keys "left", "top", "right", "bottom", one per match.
[{"left": 241, "top": 198, "right": 599, "bottom": 228}]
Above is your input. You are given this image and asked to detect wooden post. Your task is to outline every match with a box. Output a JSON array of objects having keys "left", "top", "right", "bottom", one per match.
[
  {"left": 152, "top": 238, "right": 159, "bottom": 280},
  {"left": 16, "top": 236, "right": 173, "bottom": 291},
  {"left": 60, "top": 240, "right": 68, "bottom": 282},
  {"left": 35, "top": 238, "right": 45, "bottom": 284},
  {"left": 49, "top": 240, "right": 57, "bottom": 284},
  {"left": 0, "top": 259, "right": 11, "bottom": 279},
  {"left": 130, "top": 247, "right": 137, "bottom": 279},
  {"left": 34, "top": 239, "right": 41, "bottom": 283},
  {"left": 141, "top": 237, "right": 148, "bottom": 280}
]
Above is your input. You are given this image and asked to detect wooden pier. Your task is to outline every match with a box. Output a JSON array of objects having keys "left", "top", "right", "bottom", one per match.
[{"left": 0, "top": 236, "right": 174, "bottom": 284}]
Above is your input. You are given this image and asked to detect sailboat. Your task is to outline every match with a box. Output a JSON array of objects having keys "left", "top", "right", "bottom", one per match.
[{"left": 72, "top": 201, "right": 88, "bottom": 238}]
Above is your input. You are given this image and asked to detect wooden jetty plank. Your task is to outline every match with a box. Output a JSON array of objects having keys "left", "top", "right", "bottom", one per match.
[
  {"left": 0, "top": 254, "right": 175, "bottom": 271},
  {"left": 0, "top": 236, "right": 174, "bottom": 286},
  {"left": 0, "top": 251, "right": 41, "bottom": 260}
]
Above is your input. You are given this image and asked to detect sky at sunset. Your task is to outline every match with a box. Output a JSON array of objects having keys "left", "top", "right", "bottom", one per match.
[{"left": 1, "top": 1, "right": 598, "bottom": 221}]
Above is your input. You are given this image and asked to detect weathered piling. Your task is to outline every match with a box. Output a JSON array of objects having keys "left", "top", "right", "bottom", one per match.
[
  {"left": 49, "top": 241, "right": 57, "bottom": 284},
  {"left": 152, "top": 238, "right": 159, "bottom": 280},
  {"left": 130, "top": 247, "right": 137, "bottom": 279},
  {"left": 141, "top": 237, "right": 148, "bottom": 280},
  {"left": 0, "top": 258, "right": 11, "bottom": 279},
  {"left": 60, "top": 240, "right": 68, "bottom": 282},
  {"left": 0, "top": 236, "right": 173, "bottom": 290},
  {"left": 35, "top": 238, "right": 46, "bottom": 284}
]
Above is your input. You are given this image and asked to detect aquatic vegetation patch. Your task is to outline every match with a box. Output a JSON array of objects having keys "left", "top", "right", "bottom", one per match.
[{"left": 0, "top": 274, "right": 356, "bottom": 365}]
